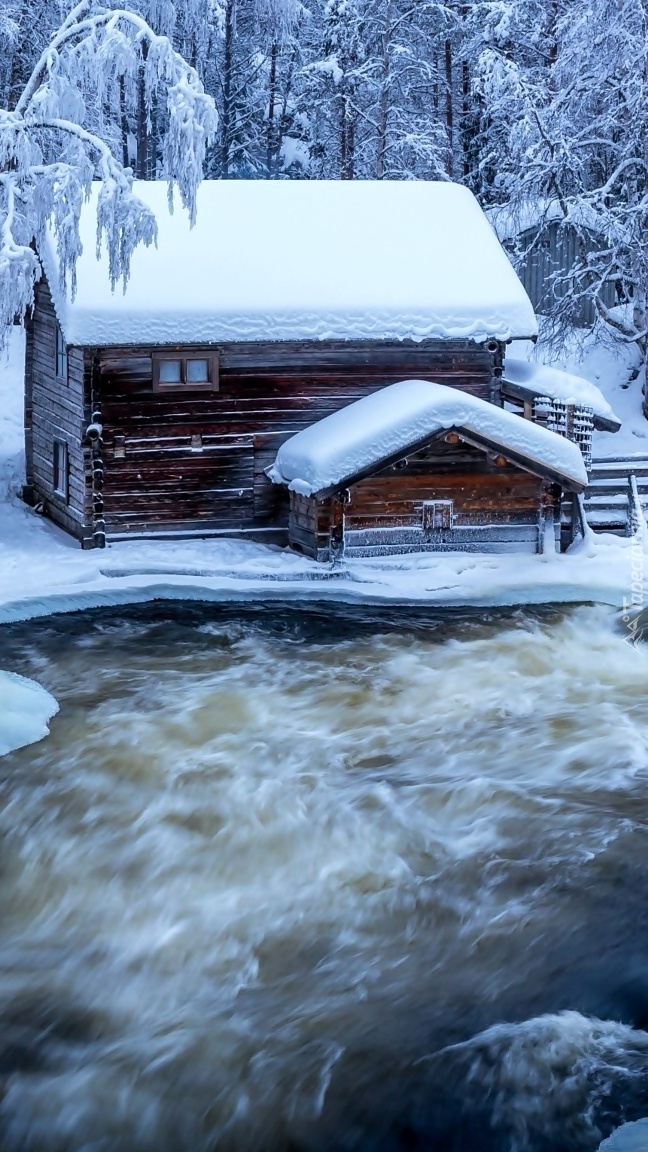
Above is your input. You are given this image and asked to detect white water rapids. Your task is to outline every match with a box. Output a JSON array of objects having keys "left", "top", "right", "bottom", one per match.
[{"left": 1, "top": 601, "right": 648, "bottom": 1152}]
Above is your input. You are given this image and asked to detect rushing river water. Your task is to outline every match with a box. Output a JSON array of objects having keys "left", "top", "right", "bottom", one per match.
[{"left": 1, "top": 601, "right": 648, "bottom": 1152}]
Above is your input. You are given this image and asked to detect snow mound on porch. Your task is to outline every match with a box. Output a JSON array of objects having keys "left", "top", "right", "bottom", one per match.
[
  {"left": 504, "top": 357, "right": 621, "bottom": 428},
  {"left": 41, "top": 180, "right": 537, "bottom": 346},
  {"left": 268, "top": 380, "right": 589, "bottom": 496}
]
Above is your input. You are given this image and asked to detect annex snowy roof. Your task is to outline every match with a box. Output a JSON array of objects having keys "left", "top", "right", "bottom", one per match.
[
  {"left": 502, "top": 358, "right": 621, "bottom": 432},
  {"left": 268, "top": 380, "right": 588, "bottom": 496},
  {"left": 41, "top": 180, "right": 538, "bottom": 347}
]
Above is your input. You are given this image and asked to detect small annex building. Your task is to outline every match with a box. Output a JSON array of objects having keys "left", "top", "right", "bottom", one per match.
[
  {"left": 24, "top": 178, "right": 541, "bottom": 548},
  {"left": 489, "top": 201, "right": 617, "bottom": 328},
  {"left": 268, "top": 380, "right": 589, "bottom": 560}
]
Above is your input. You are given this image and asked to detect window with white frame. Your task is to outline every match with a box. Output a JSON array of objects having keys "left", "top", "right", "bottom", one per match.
[
  {"left": 55, "top": 324, "right": 68, "bottom": 382},
  {"left": 53, "top": 439, "right": 69, "bottom": 502}
]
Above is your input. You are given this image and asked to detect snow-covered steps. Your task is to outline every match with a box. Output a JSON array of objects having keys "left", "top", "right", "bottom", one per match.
[
  {"left": 590, "top": 457, "right": 648, "bottom": 481},
  {"left": 563, "top": 456, "right": 648, "bottom": 535}
]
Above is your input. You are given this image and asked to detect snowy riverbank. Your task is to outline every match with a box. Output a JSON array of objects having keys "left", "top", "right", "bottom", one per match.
[{"left": 0, "top": 327, "right": 646, "bottom": 625}]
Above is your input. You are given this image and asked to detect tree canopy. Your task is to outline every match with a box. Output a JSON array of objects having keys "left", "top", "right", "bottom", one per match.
[{"left": 3, "top": 0, "right": 648, "bottom": 356}]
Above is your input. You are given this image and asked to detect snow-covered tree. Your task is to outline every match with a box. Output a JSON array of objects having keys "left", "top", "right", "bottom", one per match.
[
  {"left": 257, "top": 0, "right": 304, "bottom": 177},
  {"left": 470, "top": 0, "right": 648, "bottom": 378},
  {"left": 7, "top": 0, "right": 648, "bottom": 394},
  {"left": 0, "top": 0, "right": 217, "bottom": 339},
  {"left": 368, "top": 0, "right": 454, "bottom": 181}
]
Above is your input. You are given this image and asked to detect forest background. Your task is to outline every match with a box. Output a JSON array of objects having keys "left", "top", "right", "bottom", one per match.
[{"left": 2, "top": 0, "right": 648, "bottom": 357}]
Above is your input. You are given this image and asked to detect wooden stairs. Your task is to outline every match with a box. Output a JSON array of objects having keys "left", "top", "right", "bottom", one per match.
[{"left": 562, "top": 456, "right": 648, "bottom": 537}]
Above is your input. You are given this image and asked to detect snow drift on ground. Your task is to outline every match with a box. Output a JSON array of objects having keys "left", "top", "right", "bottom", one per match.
[
  {"left": 269, "top": 379, "right": 588, "bottom": 495},
  {"left": 41, "top": 180, "right": 537, "bottom": 346},
  {"left": 0, "top": 670, "right": 59, "bottom": 757}
]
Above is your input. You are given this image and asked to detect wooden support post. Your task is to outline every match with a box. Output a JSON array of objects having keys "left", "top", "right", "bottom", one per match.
[{"left": 330, "top": 498, "right": 344, "bottom": 562}]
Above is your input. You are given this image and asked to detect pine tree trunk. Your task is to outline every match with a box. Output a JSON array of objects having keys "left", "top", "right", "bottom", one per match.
[
  {"left": 266, "top": 40, "right": 278, "bottom": 177},
  {"left": 136, "top": 42, "right": 149, "bottom": 179},
  {"left": 221, "top": 0, "right": 236, "bottom": 178},
  {"left": 277, "top": 31, "right": 301, "bottom": 163},
  {"left": 376, "top": 0, "right": 392, "bottom": 179},
  {"left": 119, "top": 76, "right": 129, "bottom": 170},
  {"left": 445, "top": 38, "right": 454, "bottom": 178},
  {"left": 340, "top": 92, "right": 348, "bottom": 178},
  {"left": 461, "top": 1, "right": 471, "bottom": 181},
  {"left": 347, "top": 115, "right": 355, "bottom": 179},
  {"left": 148, "top": 90, "right": 158, "bottom": 178},
  {"left": 340, "top": 93, "right": 355, "bottom": 179}
]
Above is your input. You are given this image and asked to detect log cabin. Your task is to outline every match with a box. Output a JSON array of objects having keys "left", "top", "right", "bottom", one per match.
[
  {"left": 267, "top": 380, "right": 589, "bottom": 560},
  {"left": 23, "top": 177, "right": 599, "bottom": 553}
]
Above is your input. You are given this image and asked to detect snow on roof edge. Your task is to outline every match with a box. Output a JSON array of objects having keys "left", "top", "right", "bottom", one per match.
[
  {"left": 37, "top": 237, "right": 66, "bottom": 335},
  {"left": 47, "top": 306, "right": 538, "bottom": 349},
  {"left": 269, "top": 380, "right": 588, "bottom": 497}
]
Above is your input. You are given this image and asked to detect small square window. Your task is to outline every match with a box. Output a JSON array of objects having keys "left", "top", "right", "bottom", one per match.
[
  {"left": 186, "top": 358, "right": 209, "bottom": 383},
  {"left": 53, "top": 439, "right": 69, "bottom": 502},
  {"left": 158, "top": 359, "right": 183, "bottom": 384},
  {"left": 55, "top": 324, "right": 68, "bottom": 382},
  {"left": 423, "top": 500, "right": 453, "bottom": 531},
  {"left": 153, "top": 352, "right": 219, "bottom": 392}
]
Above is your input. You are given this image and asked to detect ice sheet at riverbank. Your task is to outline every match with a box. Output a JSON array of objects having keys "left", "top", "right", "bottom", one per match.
[
  {"left": 0, "top": 670, "right": 58, "bottom": 756},
  {"left": 600, "top": 1119, "right": 648, "bottom": 1149}
]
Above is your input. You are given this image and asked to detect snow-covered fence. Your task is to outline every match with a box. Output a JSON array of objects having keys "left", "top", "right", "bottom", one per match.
[{"left": 533, "top": 397, "right": 594, "bottom": 472}]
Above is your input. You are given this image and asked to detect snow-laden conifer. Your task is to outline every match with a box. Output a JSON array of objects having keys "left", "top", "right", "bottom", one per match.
[{"left": 0, "top": 0, "right": 217, "bottom": 341}]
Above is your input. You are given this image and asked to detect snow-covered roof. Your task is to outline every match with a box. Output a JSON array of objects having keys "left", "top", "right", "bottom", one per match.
[
  {"left": 502, "top": 358, "right": 621, "bottom": 432},
  {"left": 41, "top": 180, "right": 537, "bottom": 347},
  {"left": 268, "top": 380, "right": 588, "bottom": 496}
]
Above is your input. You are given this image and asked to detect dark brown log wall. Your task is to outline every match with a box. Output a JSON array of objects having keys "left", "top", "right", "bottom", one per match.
[
  {"left": 289, "top": 493, "right": 341, "bottom": 561},
  {"left": 25, "top": 280, "right": 92, "bottom": 543},
  {"left": 96, "top": 341, "right": 502, "bottom": 539}
]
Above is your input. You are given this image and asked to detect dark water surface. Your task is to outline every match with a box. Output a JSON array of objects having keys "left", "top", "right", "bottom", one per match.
[{"left": 1, "top": 601, "right": 648, "bottom": 1151}]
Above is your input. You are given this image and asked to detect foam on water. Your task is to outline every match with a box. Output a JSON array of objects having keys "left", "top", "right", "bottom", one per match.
[
  {"left": 0, "top": 602, "right": 648, "bottom": 1150},
  {"left": 440, "top": 1012, "right": 648, "bottom": 1150}
]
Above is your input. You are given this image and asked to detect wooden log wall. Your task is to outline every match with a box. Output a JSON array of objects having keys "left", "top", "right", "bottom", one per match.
[
  {"left": 289, "top": 493, "right": 341, "bottom": 561},
  {"left": 345, "top": 440, "right": 555, "bottom": 555},
  {"left": 25, "top": 280, "right": 92, "bottom": 544},
  {"left": 96, "top": 341, "right": 502, "bottom": 540}
]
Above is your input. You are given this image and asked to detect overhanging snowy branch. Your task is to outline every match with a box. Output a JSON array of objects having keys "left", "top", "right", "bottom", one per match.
[{"left": 0, "top": 0, "right": 218, "bottom": 343}]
